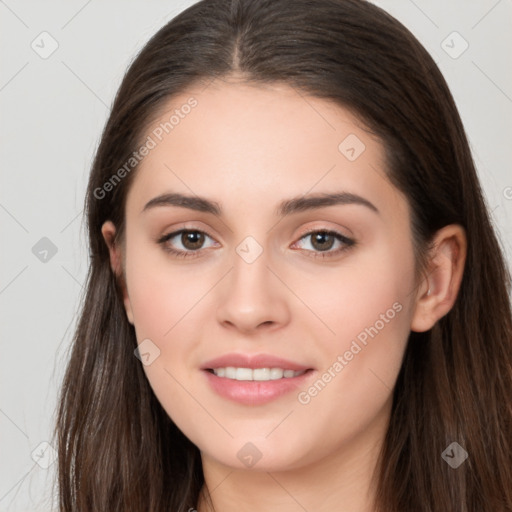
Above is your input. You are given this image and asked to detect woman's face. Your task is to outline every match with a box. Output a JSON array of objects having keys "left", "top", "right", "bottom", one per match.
[{"left": 106, "top": 79, "right": 424, "bottom": 472}]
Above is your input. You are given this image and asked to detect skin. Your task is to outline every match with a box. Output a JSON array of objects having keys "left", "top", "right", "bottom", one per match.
[{"left": 102, "top": 77, "right": 466, "bottom": 512}]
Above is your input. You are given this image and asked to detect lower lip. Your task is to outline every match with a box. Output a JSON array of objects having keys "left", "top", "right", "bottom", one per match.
[{"left": 202, "top": 369, "right": 315, "bottom": 405}]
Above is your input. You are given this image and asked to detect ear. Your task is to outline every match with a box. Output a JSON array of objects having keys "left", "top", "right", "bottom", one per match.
[
  {"left": 410, "top": 224, "right": 467, "bottom": 332},
  {"left": 101, "top": 221, "right": 134, "bottom": 325}
]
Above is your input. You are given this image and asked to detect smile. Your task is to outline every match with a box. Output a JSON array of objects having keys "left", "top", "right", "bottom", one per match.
[
  {"left": 203, "top": 368, "right": 315, "bottom": 405},
  {"left": 209, "top": 367, "right": 307, "bottom": 380}
]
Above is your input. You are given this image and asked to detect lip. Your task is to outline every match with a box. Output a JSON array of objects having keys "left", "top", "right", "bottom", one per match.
[
  {"left": 200, "top": 352, "right": 315, "bottom": 406},
  {"left": 202, "top": 368, "right": 316, "bottom": 405},
  {"left": 200, "top": 353, "right": 313, "bottom": 372}
]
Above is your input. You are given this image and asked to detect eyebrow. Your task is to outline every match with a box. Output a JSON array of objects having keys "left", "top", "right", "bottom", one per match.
[{"left": 141, "top": 191, "right": 379, "bottom": 216}]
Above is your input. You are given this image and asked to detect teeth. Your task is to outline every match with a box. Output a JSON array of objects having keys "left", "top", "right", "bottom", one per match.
[
  {"left": 254, "top": 368, "right": 270, "bottom": 380},
  {"left": 211, "top": 367, "right": 306, "bottom": 381},
  {"left": 270, "top": 368, "right": 284, "bottom": 380},
  {"left": 236, "top": 367, "right": 252, "bottom": 380}
]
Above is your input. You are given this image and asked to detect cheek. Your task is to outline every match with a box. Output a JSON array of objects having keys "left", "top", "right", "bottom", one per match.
[
  {"left": 124, "top": 241, "right": 212, "bottom": 341},
  {"left": 293, "top": 239, "right": 413, "bottom": 344},
  {"left": 124, "top": 244, "right": 210, "bottom": 426},
  {"left": 293, "top": 243, "right": 413, "bottom": 408}
]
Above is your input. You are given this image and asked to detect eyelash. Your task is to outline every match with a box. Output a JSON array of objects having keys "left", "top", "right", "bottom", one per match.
[{"left": 157, "top": 228, "right": 356, "bottom": 260}]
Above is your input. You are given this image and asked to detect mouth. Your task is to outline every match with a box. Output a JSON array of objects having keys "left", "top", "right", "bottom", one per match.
[
  {"left": 202, "top": 367, "right": 316, "bottom": 405},
  {"left": 200, "top": 353, "right": 316, "bottom": 405},
  {"left": 205, "top": 367, "right": 311, "bottom": 381}
]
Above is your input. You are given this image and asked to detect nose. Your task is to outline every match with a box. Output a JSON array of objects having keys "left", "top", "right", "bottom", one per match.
[{"left": 216, "top": 247, "right": 291, "bottom": 334}]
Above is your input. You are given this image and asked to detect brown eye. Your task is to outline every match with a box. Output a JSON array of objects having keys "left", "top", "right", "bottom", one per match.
[
  {"left": 157, "top": 229, "right": 218, "bottom": 259},
  {"left": 309, "top": 232, "right": 336, "bottom": 251},
  {"left": 293, "top": 229, "right": 356, "bottom": 259},
  {"left": 180, "top": 230, "right": 205, "bottom": 250}
]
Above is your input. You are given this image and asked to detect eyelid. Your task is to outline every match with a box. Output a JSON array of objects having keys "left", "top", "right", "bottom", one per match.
[
  {"left": 294, "top": 223, "right": 353, "bottom": 241},
  {"left": 156, "top": 221, "right": 218, "bottom": 242}
]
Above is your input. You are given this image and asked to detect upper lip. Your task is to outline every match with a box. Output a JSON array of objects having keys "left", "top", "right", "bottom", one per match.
[{"left": 201, "top": 353, "right": 313, "bottom": 371}]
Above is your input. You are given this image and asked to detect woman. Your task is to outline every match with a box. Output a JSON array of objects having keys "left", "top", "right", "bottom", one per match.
[{"left": 53, "top": 0, "right": 512, "bottom": 510}]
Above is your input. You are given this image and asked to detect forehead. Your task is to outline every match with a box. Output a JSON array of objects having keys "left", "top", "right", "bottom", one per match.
[{"left": 125, "top": 78, "right": 406, "bottom": 221}]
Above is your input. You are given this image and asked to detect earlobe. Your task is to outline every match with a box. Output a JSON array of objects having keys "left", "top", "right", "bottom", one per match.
[
  {"left": 100, "top": 221, "right": 135, "bottom": 325},
  {"left": 410, "top": 224, "right": 467, "bottom": 333}
]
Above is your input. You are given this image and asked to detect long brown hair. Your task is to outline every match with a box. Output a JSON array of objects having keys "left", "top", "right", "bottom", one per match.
[{"left": 52, "top": 0, "right": 512, "bottom": 510}]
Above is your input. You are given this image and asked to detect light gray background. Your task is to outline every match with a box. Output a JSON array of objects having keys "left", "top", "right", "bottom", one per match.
[{"left": 1, "top": 1, "right": 511, "bottom": 510}]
